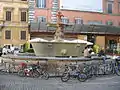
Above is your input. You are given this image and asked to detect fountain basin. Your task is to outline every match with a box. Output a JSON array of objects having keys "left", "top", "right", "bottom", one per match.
[{"left": 30, "top": 38, "right": 87, "bottom": 57}]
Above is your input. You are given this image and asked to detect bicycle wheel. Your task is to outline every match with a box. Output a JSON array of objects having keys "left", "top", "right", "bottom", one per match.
[
  {"left": 41, "top": 71, "right": 49, "bottom": 80},
  {"left": 105, "top": 63, "right": 113, "bottom": 75},
  {"left": 61, "top": 72, "right": 70, "bottom": 82},
  {"left": 114, "top": 65, "right": 120, "bottom": 76},
  {"left": 31, "top": 70, "right": 40, "bottom": 78},
  {"left": 77, "top": 73, "right": 87, "bottom": 82},
  {"left": 18, "top": 70, "right": 25, "bottom": 77}
]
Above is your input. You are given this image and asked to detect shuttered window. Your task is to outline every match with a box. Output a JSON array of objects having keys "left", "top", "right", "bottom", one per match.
[
  {"left": 21, "top": 0, "right": 27, "bottom": 1},
  {"left": 61, "top": 17, "right": 69, "bottom": 24},
  {"left": 75, "top": 18, "right": 83, "bottom": 24},
  {"left": 5, "top": 30, "right": 11, "bottom": 39},
  {"left": 21, "top": 31, "right": 26, "bottom": 40},
  {"left": 6, "top": 11, "right": 11, "bottom": 21},
  {"left": 21, "top": 11, "right": 26, "bottom": 22}
]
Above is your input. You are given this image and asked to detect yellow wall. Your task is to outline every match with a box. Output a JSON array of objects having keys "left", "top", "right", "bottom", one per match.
[
  {"left": 96, "top": 36, "right": 105, "bottom": 48},
  {"left": 77, "top": 35, "right": 87, "bottom": 40},
  {"left": 0, "top": 0, "right": 29, "bottom": 47}
]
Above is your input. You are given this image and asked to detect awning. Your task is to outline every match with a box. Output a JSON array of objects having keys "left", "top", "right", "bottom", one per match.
[{"left": 30, "top": 22, "right": 120, "bottom": 35}]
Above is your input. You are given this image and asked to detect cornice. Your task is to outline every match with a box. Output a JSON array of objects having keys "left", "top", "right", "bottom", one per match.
[
  {"left": 3, "top": 7, "right": 14, "bottom": 10},
  {"left": 0, "top": 0, "right": 28, "bottom": 4}
]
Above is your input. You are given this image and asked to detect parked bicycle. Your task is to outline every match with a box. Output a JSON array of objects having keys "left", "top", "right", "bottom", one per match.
[
  {"left": 18, "top": 63, "right": 49, "bottom": 80},
  {"left": 83, "top": 63, "right": 98, "bottom": 78},
  {"left": 61, "top": 64, "right": 87, "bottom": 82}
]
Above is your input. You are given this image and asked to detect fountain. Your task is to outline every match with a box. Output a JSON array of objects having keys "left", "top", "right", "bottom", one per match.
[{"left": 29, "top": 11, "right": 87, "bottom": 57}]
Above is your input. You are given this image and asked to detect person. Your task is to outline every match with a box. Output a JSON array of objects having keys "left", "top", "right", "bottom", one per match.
[
  {"left": 98, "top": 48, "right": 105, "bottom": 57},
  {"left": 20, "top": 62, "right": 27, "bottom": 69},
  {"left": 2, "top": 46, "right": 7, "bottom": 55},
  {"left": 98, "top": 48, "right": 106, "bottom": 64},
  {"left": 10, "top": 44, "right": 15, "bottom": 54},
  {"left": 84, "top": 46, "right": 91, "bottom": 58},
  {"left": 88, "top": 46, "right": 93, "bottom": 54}
]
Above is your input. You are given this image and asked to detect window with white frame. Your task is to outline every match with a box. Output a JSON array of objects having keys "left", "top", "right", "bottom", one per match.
[
  {"left": 107, "top": 1, "right": 113, "bottom": 14},
  {"left": 37, "top": 16, "right": 46, "bottom": 22},
  {"left": 6, "top": 11, "right": 11, "bottom": 21},
  {"left": 21, "top": 11, "right": 27, "bottom": 22},
  {"left": 75, "top": 18, "right": 83, "bottom": 24},
  {"left": 61, "top": 17, "right": 69, "bottom": 24},
  {"left": 36, "top": 0, "right": 46, "bottom": 8}
]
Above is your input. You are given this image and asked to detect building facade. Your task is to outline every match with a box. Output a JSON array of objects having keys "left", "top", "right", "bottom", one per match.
[
  {"left": 103, "top": 0, "right": 120, "bottom": 14},
  {"left": 34, "top": 0, "right": 120, "bottom": 24},
  {"left": 0, "top": 0, "right": 29, "bottom": 49},
  {"left": 31, "top": 0, "right": 120, "bottom": 52}
]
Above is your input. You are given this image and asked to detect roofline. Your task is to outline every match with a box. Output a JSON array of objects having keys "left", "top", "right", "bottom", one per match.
[{"left": 61, "top": 9, "right": 120, "bottom": 16}]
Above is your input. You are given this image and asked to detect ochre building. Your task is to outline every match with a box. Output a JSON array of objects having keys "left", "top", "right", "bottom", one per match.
[{"left": 0, "top": 0, "right": 29, "bottom": 49}]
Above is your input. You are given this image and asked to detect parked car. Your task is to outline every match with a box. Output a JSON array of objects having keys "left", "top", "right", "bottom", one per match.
[
  {"left": 2, "top": 46, "right": 12, "bottom": 55},
  {"left": 14, "top": 47, "right": 20, "bottom": 54}
]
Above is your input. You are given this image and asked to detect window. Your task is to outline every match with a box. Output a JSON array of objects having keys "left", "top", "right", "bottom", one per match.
[
  {"left": 87, "top": 21, "right": 102, "bottom": 25},
  {"left": 75, "top": 18, "right": 83, "bottom": 24},
  {"left": 108, "top": 40, "right": 117, "bottom": 49},
  {"left": 37, "top": 16, "right": 46, "bottom": 22},
  {"left": 6, "top": 11, "right": 11, "bottom": 21},
  {"left": 61, "top": 17, "right": 69, "bottom": 24},
  {"left": 119, "top": 3, "right": 120, "bottom": 12},
  {"left": 36, "top": 0, "right": 46, "bottom": 8},
  {"left": 20, "top": 31, "right": 26, "bottom": 40},
  {"left": 106, "top": 21, "right": 113, "bottom": 25},
  {"left": 107, "top": 2, "right": 113, "bottom": 14},
  {"left": 21, "top": 11, "right": 26, "bottom": 22},
  {"left": 5, "top": 30, "right": 11, "bottom": 39}
]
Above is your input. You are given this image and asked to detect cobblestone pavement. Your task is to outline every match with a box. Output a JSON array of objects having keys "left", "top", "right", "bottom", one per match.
[{"left": 0, "top": 72, "right": 120, "bottom": 90}]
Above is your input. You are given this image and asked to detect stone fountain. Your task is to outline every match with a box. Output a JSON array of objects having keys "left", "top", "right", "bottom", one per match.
[{"left": 29, "top": 11, "right": 87, "bottom": 57}]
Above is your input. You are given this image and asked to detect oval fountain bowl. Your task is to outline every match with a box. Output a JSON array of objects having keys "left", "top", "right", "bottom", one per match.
[{"left": 29, "top": 38, "right": 87, "bottom": 57}]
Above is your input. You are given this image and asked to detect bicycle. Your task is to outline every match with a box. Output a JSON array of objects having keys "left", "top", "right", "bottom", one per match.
[
  {"left": 18, "top": 62, "right": 49, "bottom": 80},
  {"left": 83, "top": 63, "right": 98, "bottom": 78},
  {"left": 61, "top": 64, "right": 87, "bottom": 82}
]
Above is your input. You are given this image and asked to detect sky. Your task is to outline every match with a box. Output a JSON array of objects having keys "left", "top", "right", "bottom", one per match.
[{"left": 60, "top": 0, "right": 103, "bottom": 12}]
